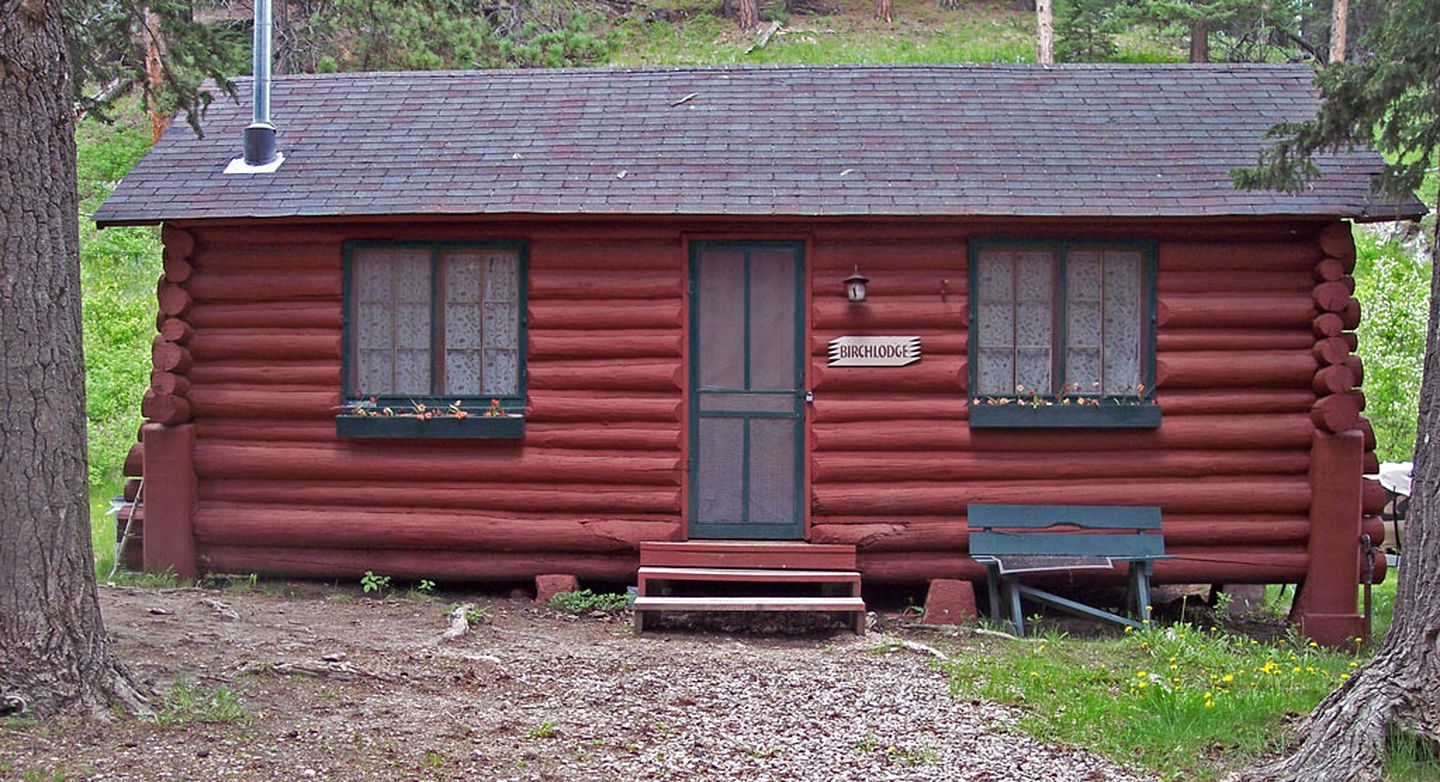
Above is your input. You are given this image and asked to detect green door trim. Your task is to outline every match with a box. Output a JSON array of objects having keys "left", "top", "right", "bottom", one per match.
[{"left": 687, "top": 240, "right": 807, "bottom": 541}]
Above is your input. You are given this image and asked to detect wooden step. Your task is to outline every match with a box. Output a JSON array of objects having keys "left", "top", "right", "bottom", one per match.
[
  {"left": 633, "top": 595, "right": 867, "bottom": 635},
  {"left": 638, "top": 566, "right": 861, "bottom": 584},
  {"left": 640, "top": 541, "right": 856, "bottom": 570}
]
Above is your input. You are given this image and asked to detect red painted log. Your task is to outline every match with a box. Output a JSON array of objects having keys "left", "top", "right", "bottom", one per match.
[
  {"left": 158, "top": 318, "right": 194, "bottom": 345},
  {"left": 523, "top": 423, "right": 682, "bottom": 452},
  {"left": 150, "top": 371, "right": 191, "bottom": 397},
  {"left": 529, "top": 241, "right": 679, "bottom": 270},
  {"left": 195, "top": 546, "right": 639, "bottom": 581},
  {"left": 528, "top": 269, "right": 682, "bottom": 299},
  {"left": 152, "top": 338, "right": 193, "bottom": 374},
  {"left": 817, "top": 477, "right": 1311, "bottom": 516},
  {"left": 1157, "top": 293, "right": 1316, "bottom": 329},
  {"left": 193, "top": 442, "right": 682, "bottom": 485},
  {"left": 1312, "top": 364, "right": 1358, "bottom": 396},
  {"left": 1363, "top": 478, "right": 1386, "bottom": 516},
  {"left": 814, "top": 271, "right": 966, "bottom": 298},
  {"left": 1158, "top": 271, "right": 1313, "bottom": 294},
  {"left": 1344, "top": 355, "right": 1364, "bottom": 387},
  {"left": 528, "top": 360, "right": 681, "bottom": 392},
  {"left": 813, "top": 360, "right": 964, "bottom": 394},
  {"left": 141, "top": 390, "right": 192, "bottom": 425},
  {"left": 123, "top": 442, "right": 145, "bottom": 477},
  {"left": 813, "top": 450, "right": 1310, "bottom": 483},
  {"left": 1313, "top": 257, "right": 1347, "bottom": 282},
  {"left": 1312, "top": 281, "right": 1352, "bottom": 313},
  {"left": 195, "top": 419, "right": 336, "bottom": 442},
  {"left": 158, "top": 283, "right": 193, "bottom": 318},
  {"left": 187, "top": 361, "right": 339, "bottom": 387},
  {"left": 1341, "top": 298, "right": 1361, "bottom": 330},
  {"left": 814, "top": 414, "right": 1316, "bottom": 452},
  {"left": 813, "top": 299, "right": 966, "bottom": 330},
  {"left": 1339, "top": 275, "right": 1356, "bottom": 295},
  {"left": 162, "top": 224, "right": 195, "bottom": 260},
  {"left": 528, "top": 331, "right": 682, "bottom": 361},
  {"left": 527, "top": 391, "right": 682, "bottom": 424},
  {"left": 188, "top": 330, "right": 341, "bottom": 362},
  {"left": 810, "top": 515, "right": 1312, "bottom": 550},
  {"left": 811, "top": 243, "right": 968, "bottom": 272},
  {"left": 162, "top": 257, "right": 194, "bottom": 284},
  {"left": 1153, "top": 389, "right": 1315, "bottom": 415},
  {"left": 123, "top": 479, "right": 142, "bottom": 502},
  {"left": 187, "top": 270, "right": 342, "bottom": 302},
  {"left": 1312, "top": 312, "right": 1345, "bottom": 337},
  {"left": 1155, "top": 351, "right": 1318, "bottom": 389},
  {"left": 1363, "top": 451, "right": 1380, "bottom": 475},
  {"left": 1158, "top": 242, "right": 1320, "bottom": 272},
  {"left": 528, "top": 300, "right": 682, "bottom": 330},
  {"left": 857, "top": 548, "right": 1309, "bottom": 584},
  {"left": 187, "top": 301, "right": 340, "bottom": 329},
  {"left": 1312, "top": 337, "right": 1351, "bottom": 365},
  {"left": 189, "top": 386, "right": 339, "bottom": 420},
  {"left": 811, "top": 394, "right": 970, "bottom": 423},
  {"left": 1317, "top": 223, "right": 1356, "bottom": 265},
  {"left": 1311, "top": 392, "right": 1363, "bottom": 433},
  {"left": 198, "top": 482, "right": 681, "bottom": 515},
  {"left": 1157, "top": 330, "right": 1314, "bottom": 352},
  {"left": 1358, "top": 417, "right": 1377, "bottom": 451},
  {"left": 190, "top": 246, "right": 340, "bottom": 270},
  {"left": 142, "top": 423, "right": 198, "bottom": 579}
]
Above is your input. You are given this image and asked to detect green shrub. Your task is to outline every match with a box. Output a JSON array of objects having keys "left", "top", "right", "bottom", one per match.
[
  {"left": 548, "top": 589, "right": 629, "bottom": 614},
  {"left": 1353, "top": 228, "right": 1429, "bottom": 462}
]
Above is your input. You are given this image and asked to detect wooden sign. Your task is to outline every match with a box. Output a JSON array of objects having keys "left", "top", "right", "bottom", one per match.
[{"left": 827, "top": 336, "right": 922, "bottom": 367}]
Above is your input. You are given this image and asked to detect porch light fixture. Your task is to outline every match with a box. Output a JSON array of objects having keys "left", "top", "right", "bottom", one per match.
[{"left": 844, "top": 266, "right": 869, "bottom": 303}]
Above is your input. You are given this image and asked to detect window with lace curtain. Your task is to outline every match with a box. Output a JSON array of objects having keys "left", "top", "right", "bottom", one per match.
[
  {"left": 969, "top": 240, "right": 1158, "bottom": 428},
  {"left": 343, "top": 242, "right": 524, "bottom": 407}
]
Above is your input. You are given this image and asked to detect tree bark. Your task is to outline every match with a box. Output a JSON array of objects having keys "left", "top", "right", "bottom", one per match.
[
  {"left": 0, "top": 0, "right": 147, "bottom": 719},
  {"left": 1190, "top": 20, "right": 1210, "bottom": 63},
  {"left": 1330, "top": 0, "right": 1349, "bottom": 63},
  {"left": 874, "top": 0, "right": 892, "bottom": 23},
  {"left": 1035, "top": 0, "right": 1054, "bottom": 65},
  {"left": 737, "top": 0, "right": 759, "bottom": 32},
  {"left": 1232, "top": 205, "right": 1440, "bottom": 781}
]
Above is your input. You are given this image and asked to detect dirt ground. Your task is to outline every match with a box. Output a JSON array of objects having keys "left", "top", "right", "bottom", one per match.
[{"left": 1, "top": 584, "right": 1155, "bottom": 782}]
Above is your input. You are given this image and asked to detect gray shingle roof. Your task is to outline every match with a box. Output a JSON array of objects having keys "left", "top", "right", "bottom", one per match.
[{"left": 93, "top": 64, "right": 1426, "bottom": 226}]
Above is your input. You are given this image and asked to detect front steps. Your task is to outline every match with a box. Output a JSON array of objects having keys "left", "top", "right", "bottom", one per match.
[{"left": 634, "top": 542, "right": 865, "bottom": 634}]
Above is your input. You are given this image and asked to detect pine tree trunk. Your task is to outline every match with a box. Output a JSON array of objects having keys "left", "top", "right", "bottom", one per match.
[
  {"left": 1190, "top": 20, "right": 1210, "bottom": 63},
  {"left": 0, "top": 0, "right": 147, "bottom": 720},
  {"left": 1330, "top": 0, "right": 1349, "bottom": 63},
  {"left": 874, "top": 0, "right": 892, "bottom": 24},
  {"left": 1035, "top": 0, "right": 1054, "bottom": 65},
  {"left": 737, "top": 0, "right": 759, "bottom": 32},
  {"left": 1232, "top": 209, "right": 1440, "bottom": 781}
]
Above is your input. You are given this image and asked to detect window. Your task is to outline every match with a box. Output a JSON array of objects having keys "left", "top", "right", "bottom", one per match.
[
  {"left": 970, "top": 241, "right": 1157, "bottom": 428},
  {"left": 341, "top": 241, "right": 526, "bottom": 437}
]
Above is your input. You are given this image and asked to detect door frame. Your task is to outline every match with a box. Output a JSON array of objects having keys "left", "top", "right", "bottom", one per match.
[{"left": 685, "top": 239, "right": 808, "bottom": 541}]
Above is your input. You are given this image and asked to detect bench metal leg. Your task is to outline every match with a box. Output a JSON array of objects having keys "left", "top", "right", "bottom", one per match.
[
  {"left": 985, "top": 565, "right": 1003, "bottom": 625},
  {"left": 1002, "top": 578, "right": 1024, "bottom": 637},
  {"left": 1133, "top": 561, "right": 1153, "bottom": 625}
]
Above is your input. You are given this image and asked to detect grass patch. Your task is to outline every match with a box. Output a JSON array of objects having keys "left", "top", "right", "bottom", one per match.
[
  {"left": 945, "top": 621, "right": 1365, "bottom": 780},
  {"left": 153, "top": 681, "right": 249, "bottom": 727},
  {"left": 547, "top": 588, "right": 630, "bottom": 614}
]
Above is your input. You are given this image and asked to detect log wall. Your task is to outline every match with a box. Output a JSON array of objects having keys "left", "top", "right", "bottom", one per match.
[{"left": 133, "top": 217, "right": 1379, "bottom": 590}]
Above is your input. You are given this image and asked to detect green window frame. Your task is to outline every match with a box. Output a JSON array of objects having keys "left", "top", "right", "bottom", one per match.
[
  {"left": 339, "top": 240, "right": 527, "bottom": 436},
  {"left": 968, "top": 239, "right": 1159, "bottom": 429}
]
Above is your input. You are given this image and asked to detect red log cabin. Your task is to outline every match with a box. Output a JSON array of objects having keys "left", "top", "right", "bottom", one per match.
[{"left": 96, "top": 64, "right": 1424, "bottom": 643}]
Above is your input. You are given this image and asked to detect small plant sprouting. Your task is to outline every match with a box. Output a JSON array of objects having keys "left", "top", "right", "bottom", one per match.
[
  {"left": 528, "top": 720, "right": 560, "bottom": 739},
  {"left": 421, "top": 750, "right": 443, "bottom": 769},
  {"left": 154, "top": 681, "right": 249, "bottom": 727},
  {"left": 361, "top": 571, "right": 391, "bottom": 594},
  {"left": 416, "top": 579, "right": 436, "bottom": 594},
  {"left": 547, "top": 589, "right": 629, "bottom": 614}
]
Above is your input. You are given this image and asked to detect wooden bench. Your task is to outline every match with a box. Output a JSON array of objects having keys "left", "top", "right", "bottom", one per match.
[{"left": 967, "top": 504, "right": 1168, "bottom": 636}]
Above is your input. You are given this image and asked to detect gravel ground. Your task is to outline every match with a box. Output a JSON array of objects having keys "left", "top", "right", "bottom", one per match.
[{"left": 0, "top": 585, "right": 1155, "bottom": 781}]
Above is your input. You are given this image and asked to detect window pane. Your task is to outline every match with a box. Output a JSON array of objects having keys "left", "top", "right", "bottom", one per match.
[
  {"left": 1066, "top": 347, "right": 1101, "bottom": 392},
  {"left": 1102, "top": 251, "right": 1143, "bottom": 394},
  {"left": 978, "top": 299, "right": 1014, "bottom": 347},
  {"left": 352, "top": 247, "right": 431, "bottom": 396},
  {"left": 1016, "top": 347, "right": 1052, "bottom": 394},
  {"left": 477, "top": 250, "right": 521, "bottom": 397},
  {"left": 977, "top": 347, "right": 1014, "bottom": 396}
]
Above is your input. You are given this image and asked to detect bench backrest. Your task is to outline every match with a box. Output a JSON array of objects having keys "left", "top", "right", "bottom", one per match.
[{"left": 968, "top": 504, "right": 1164, "bottom": 559}]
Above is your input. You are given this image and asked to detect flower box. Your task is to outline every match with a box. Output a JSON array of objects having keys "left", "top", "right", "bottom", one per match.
[
  {"left": 335, "top": 414, "right": 525, "bottom": 440},
  {"left": 970, "top": 403, "right": 1161, "bottom": 430}
]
